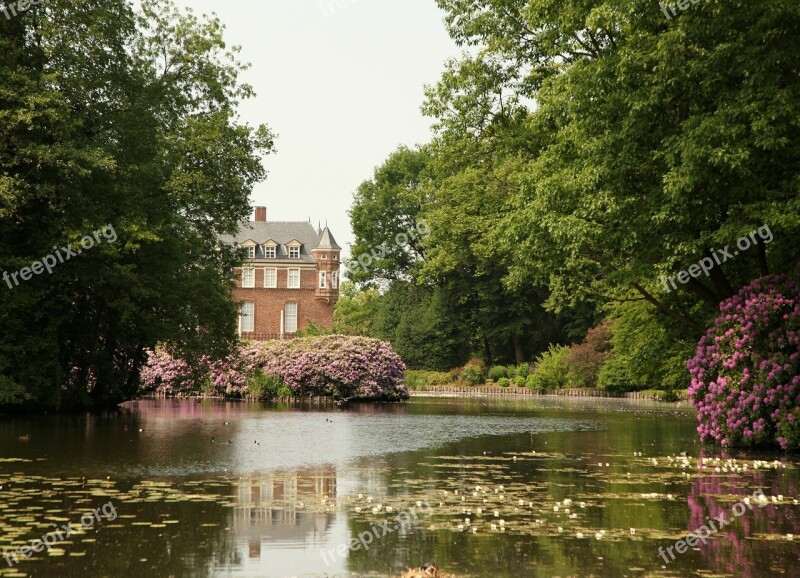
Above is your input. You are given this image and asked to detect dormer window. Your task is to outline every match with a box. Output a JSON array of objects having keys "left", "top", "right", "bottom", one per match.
[
  {"left": 264, "top": 246, "right": 276, "bottom": 259},
  {"left": 289, "top": 246, "right": 300, "bottom": 259},
  {"left": 246, "top": 246, "right": 255, "bottom": 259}
]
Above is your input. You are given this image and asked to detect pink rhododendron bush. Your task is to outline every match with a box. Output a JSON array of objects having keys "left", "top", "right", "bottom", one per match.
[
  {"left": 688, "top": 275, "right": 800, "bottom": 450},
  {"left": 140, "top": 335, "right": 408, "bottom": 401},
  {"left": 139, "top": 349, "right": 206, "bottom": 396}
]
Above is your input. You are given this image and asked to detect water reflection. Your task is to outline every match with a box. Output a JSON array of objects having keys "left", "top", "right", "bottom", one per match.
[
  {"left": 0, "top": 398, "right": 798, "bottom": 577},
  {"left": 226, "top": 467, "right": 340, "bottom": 576},
  {"left": 687, "top": 453, "right": 800, "bottom": 577}
]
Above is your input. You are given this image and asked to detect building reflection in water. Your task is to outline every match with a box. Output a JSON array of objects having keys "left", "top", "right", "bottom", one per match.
[{"left": 231, "top": 466, "right": 338, "bottom": 563}]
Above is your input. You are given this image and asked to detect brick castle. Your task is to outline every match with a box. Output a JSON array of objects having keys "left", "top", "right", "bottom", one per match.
[{"left": 224, "top": 206, "right": 341, "bottom": 339}]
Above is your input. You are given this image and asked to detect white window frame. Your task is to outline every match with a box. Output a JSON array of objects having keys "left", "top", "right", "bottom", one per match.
[
  {"left": 319, "top": 271, "right": 327, "bottom": 289},
  {"left": 333, "top": 255, "right": 338, "bottom": 260},
  {"left": 287, "top": 268, "right": 300, "bottom": 289},
  {"left": 242, "top": 267, "right": 255, "bottom": 288},
  {"left": 321, "top": 254, "right": 328, "bottom": 260},
  {"left": 264, "top": 245, "right": 276, "bottom": 258},
  {"left": 288, "top": 246, "right": 300, "bottom": 259},
  {"left": 285, "top": 302, "right": 298, "bottom": 333},
  {"left": 331, "top": 271, "right": 338, "bottom": 289},
  {"left": 246, "top": 246, "right": 255, "bottom": 259},
  {"left": 264, "top": 267, "right": 277, "bottom": 289},
  {"left": 240, "top": 302, "right": 254, "bottom": 333}
]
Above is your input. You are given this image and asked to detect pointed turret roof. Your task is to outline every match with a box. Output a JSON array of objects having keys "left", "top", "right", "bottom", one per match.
[{"left": 315, "top": 226, "right": 341, "bottom": 251}]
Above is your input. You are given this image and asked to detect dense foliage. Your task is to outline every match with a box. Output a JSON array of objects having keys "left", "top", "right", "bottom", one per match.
[
  {"left": 565, "top": 322, "right": 613, "bottom": 388},
  {"left": 141, "top": 335, "right": 409, "bottom": 401},
  {"left": 0, "top": 0, "right": 273, "bottom": 410},
  {"left": 527, "top": 345, "right": 573, "bottom": 391},
  {"left": 688, "top": 276, "right": 800, "bottom": 449},
  {"left": 339, "top": 0, "right": 800, "bottom": 435}
]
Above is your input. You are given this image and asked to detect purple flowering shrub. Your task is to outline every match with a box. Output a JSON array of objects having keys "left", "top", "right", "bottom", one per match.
[
  {"left": 688, "top": 275, "right": 800, "bottom": 449},
  {"left": 139, "top": 349, "right": 209, "bottom": 396},
  {"left": 256, "top": 335, "right": 408, "bottom": 399},
  {"left": 140, "top": 335, "right": 408, "bottom": 401}
]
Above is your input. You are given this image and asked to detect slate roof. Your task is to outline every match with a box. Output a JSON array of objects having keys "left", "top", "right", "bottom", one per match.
[
  {"left": 316, "top": 226, "right": 342, "bottom": 251},
  {"left": 220, "top": 221, "right": 339, "bottom": 264}
]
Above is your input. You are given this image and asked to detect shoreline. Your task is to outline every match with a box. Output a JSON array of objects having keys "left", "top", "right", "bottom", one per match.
[{"left": 408, "top": 385, "right": 689, "bottom": 404}]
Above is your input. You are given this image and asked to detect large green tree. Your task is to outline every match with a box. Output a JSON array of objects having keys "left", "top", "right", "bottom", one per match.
[
  {"left": 0, "top": 0, "right": 273, "bottom": 409},
  {"left": 432, "top": 0, "right": 800, "bottom": 325}
]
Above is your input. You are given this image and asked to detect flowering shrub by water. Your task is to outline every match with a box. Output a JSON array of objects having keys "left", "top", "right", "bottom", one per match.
[
  {"left": 140, "top": 335, "right": 408, "bottom": 401},
  {"left": 139, "top": 349, "right": 205, "bottom": 396},
  {"left": 688, "top": 275, "right": 800, "bottom": 449}
]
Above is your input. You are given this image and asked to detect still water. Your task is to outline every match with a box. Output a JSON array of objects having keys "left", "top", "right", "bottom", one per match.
[{"left": 1, "top": 397, "right": 798, "bottom": 577}]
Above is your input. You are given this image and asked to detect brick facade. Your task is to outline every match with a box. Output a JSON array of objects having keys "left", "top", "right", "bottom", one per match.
[{"left": 225, "top": 207, "right": 341, "bottom": 339}]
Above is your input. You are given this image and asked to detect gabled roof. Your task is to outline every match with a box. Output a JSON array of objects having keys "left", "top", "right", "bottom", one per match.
[{"left": 314, "top": 226, "right": 341, "bottom": 251}]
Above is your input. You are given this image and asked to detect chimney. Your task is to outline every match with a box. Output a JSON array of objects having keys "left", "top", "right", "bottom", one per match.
[{"left": 254, "top": 206, "right": 267, "bottom": 222}]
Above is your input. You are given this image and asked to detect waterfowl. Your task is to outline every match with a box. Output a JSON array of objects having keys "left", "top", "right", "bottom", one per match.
[{"left": 18, "top": 434, "right": 30, "bottom": 442}]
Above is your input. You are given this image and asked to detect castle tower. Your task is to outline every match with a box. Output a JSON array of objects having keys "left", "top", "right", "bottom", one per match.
[{"left": 311, "top": 226, "right": 341, "bottom": 304}]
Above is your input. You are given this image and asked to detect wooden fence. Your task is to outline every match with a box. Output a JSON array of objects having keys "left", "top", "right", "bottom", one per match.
[
  {"left": 409, "top": 385, "right": 688, "bottom": 401},
  {"left": 238, "top": 332, "right": 298, "bottom": 341}
]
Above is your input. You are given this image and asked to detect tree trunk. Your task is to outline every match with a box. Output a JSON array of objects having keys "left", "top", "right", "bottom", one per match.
[
  {"left": 757, "top": 240, "right": 769, "bottom": 276},
  {"left": 482, "top": 337, "right": 493, "bottom": 367},
  {"left": 512, "top": 334, "right": 524, "bottom": 365}
]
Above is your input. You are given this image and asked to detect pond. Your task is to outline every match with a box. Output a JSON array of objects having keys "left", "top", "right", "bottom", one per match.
[{"left": 0, "top": 397, "right": 798, "bottom": 577}]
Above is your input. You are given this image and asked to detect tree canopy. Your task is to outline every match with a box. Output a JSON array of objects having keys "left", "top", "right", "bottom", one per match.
[
  {"left": 0, "top": 0, "right": 273, "bottom": 409},
  {"left": 341, "top": 0, "right": 800, "bottom": 382}
]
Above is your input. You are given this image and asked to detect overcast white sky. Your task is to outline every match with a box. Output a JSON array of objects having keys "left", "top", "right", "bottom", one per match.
[{"left": 169, "top": 0, "right": 460, "bottom": 262}]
